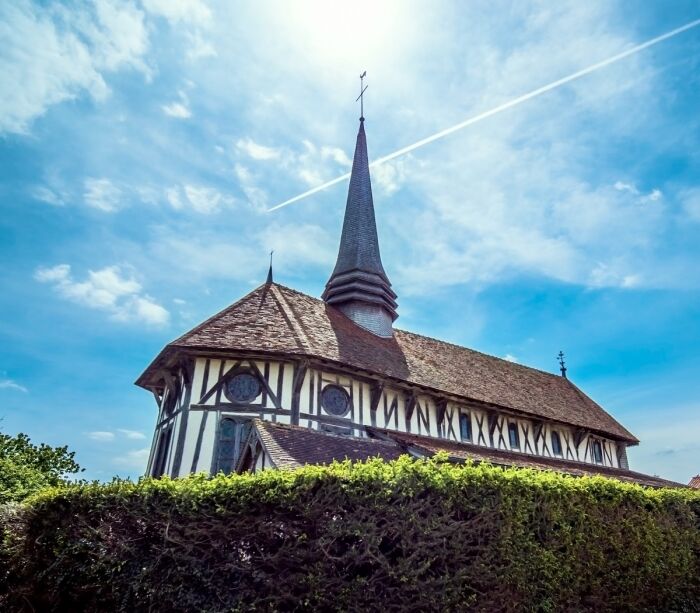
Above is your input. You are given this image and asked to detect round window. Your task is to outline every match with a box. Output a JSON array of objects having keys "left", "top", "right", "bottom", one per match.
[
  {"left": 320, "top": 384, "right": 351, "bottom": 416},
  {"left": 224, "top": 372, "right": 261, "bottom": 403}
]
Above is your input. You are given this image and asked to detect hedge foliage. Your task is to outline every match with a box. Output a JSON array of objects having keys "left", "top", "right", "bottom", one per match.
[{"left": 1, "top": 456, "right": 698, "bottom": 612}]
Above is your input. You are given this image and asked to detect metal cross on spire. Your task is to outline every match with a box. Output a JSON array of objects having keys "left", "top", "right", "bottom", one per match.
[
  {"left": 557, "top": 351, "right": 568, "bottom": 379},
  {"left": 356, "top": 71, "right": 368, "bottom": 121}
]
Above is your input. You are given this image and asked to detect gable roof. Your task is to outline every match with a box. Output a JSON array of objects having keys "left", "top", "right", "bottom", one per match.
[
  {"left": 137, "top": 282, "right": 637, "bottom": 443},
  {"left": 689, "top": 475, "right": 700, "bottom": 489},
  {"left": 248, "top": 419, "right": 403, "bottom": 470},
  {"left": 243, "top": 420, "right": 679, "bottom": 488}
]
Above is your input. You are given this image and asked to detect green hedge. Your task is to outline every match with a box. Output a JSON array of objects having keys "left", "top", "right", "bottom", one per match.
[{"left": 1, "top": 456, "right": 698, "bottom": 612}]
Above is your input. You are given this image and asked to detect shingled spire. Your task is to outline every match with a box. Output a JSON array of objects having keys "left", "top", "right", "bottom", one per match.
[{"left": 322, "top": 117, "right": 398, "bottom": 337}]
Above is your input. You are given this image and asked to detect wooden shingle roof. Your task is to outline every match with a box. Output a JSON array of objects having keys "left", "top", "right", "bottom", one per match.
[
  {"left": 246, "top": 421, "right": 679, "bottom": 488},
  {"left": 250, "top": 419, "right": 403, "bottom": 470},
  {"left": 137, "top": 282, "right": 638, "bottom": 443}
]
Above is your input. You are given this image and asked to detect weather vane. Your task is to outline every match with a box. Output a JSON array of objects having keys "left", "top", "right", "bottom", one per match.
[
  {"left": 557, "top": 351, "right": 567, "bottom": 379},
  {"left": 356, "top": 71, "right": 368, "bottom": 120}
]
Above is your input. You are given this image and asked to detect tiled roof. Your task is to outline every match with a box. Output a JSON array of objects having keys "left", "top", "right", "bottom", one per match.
[
  {"left": 370, "top": 429, "right": 683, "bottom": 488},
  {"left": 251, "top": 419, "right": 403, "bottom": 469},
  {"left": 137, "top": 282, "right": 637, "bottom": 443},
  {"left": 689, "top": 475, "right": 700, "bottom": 489},
  {"left": 247, "top": 421, "right": 679, "bottom": 488}
]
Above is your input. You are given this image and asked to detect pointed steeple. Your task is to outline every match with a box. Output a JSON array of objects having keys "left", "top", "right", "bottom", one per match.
[{"left": 322, "top": 118, "right": 398, "bottom": 337}]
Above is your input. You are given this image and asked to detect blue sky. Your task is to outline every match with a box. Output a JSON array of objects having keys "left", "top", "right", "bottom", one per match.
[{"left": 1, "top": 0, "right": 699, "bottom": 483}]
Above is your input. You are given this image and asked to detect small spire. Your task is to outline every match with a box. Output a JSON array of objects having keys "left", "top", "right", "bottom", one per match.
[
  {"left": 557, "top": 351, "right": 567, "bottom": 378},
  {"left": 266, "top": 250, "right": 274, "bottom": 284}
]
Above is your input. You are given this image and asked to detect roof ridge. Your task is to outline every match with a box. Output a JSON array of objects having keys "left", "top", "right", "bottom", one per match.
[
  {"left": 269, "top": 284, "right": 311, "bottom": 352},
  {"left": 270, "top": 285, "right": 570, "bottom": 380}
]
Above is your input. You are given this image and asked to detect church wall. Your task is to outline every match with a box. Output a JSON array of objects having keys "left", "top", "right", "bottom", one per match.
[{"left": 147, "top": 355, "right": 623, "bottom": 477}]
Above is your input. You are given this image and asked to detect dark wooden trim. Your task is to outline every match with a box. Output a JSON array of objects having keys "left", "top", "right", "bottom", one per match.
[
  {"left": 171, "top": 368, "right": 193, "bottom": 476},
  {"left": 290, "top": 360, "right": 308, "bottom": 426},
  {"left": 405, "top": 393, "right": 417, "bottom": 422},
  {"left": 248, "top": 359, "right": 282, "bottom": 409},
  {"left": 190, "top": 410, "right": 209, "bottom": 473}
]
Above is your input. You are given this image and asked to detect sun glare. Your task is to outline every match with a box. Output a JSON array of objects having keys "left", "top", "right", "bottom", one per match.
[{"left": 276, "top": 0, "right": 409, "bottom": 71}]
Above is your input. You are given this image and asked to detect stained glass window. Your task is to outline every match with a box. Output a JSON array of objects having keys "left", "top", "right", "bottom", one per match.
[
  {"left": 320, "top": 385, "right": 350, "bottom": 416},
  {"left": 224, "top": 372, "right": 261, "bottom": 403},
  {"left": 215, "top": 418, "right": 252, "bottom": 474}
]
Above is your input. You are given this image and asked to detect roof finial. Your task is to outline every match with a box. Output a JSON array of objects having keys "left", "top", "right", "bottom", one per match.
[
  {"left": 557, "top": 351, "right": 567, "bottom": 378},
  {"left": 356, "top": 71, "right": 367, "bottom": 121},
  {"left": 266, "top": 250, "right": 274, "bottom": 284}
]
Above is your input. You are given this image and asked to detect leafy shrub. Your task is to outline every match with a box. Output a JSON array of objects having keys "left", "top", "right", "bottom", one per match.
[{"left": 1, "top": 456, "right": 698, "bottom": 612}]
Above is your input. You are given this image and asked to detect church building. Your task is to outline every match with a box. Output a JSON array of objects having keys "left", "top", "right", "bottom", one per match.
[{"left": 136, "top": 112, "right": 681, "bottom": 488}]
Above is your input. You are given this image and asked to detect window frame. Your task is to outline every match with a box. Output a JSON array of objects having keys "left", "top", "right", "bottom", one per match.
[
  {"left": 459, "top": 412, "right": 472, "bottom": 442},
  {"left": 592, "top": 439, "right": 604, "bottom": 464},
  {"left": 508, "top": 421, "right": 520, "bottom": 450},
  {"left": 214, "top": 417, "right": 252, "bottom": 475},
  {"left": 551, "top": 430, "right": 563, "bottom": 457}
]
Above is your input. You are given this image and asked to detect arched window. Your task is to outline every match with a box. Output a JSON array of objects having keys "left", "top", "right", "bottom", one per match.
[
  {"left": 459, "top": 413, "right": 472, "bottom": 442},
  {"left": 215, "top": 418, "right": 252, "bottom": 474},
  {"left": 508, "top": 422, "right": 520, "bottom": 449},
  {"left": 551, "top": 431, "right": 562, "bottom": 456}
]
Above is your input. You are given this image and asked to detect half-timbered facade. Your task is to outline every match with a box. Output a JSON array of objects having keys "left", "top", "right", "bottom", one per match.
[{"left": 137, "top": 114, "right": 677, "bottom": 488}]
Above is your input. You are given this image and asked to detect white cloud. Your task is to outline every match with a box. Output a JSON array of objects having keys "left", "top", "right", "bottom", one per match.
[
  {"left": 114, "top": 446, "right": 150, "bottom": 469},
  {"left": 186, "top": 29, "right": 217, "bottom": 60},
  {"left": 372, "top": 159, "right": 407, "bottom": 195},
  {"left": 0, "top": 379, "right": 28, "bottom": 393},
  {"left": 31, "top": 186, "right": 66, "bottom": 206},
  {"left": 234, "top": 164, "right": 268, "bottom": 209},
  {"left": 118, "top": 429, "right": 146, "bottom": 440},
  {"left": 503, "top": 354, "right": 518, "bottom": 363},
  {"left": 236, "top": 138, "right": 281, "bottom": 161},
  {"left": 162, "top": 101, "right": 191, "bottom": 118},
  {"left": 142, "top": 0, "right": 211, "bottom": 26},
  {"left": 35, "top": 264, "right": 169, "bottom": 326},
  {"left": 321, "top": 146, "right": 352, "bottom": 167},
  {"left": 0, "top": 0, "right": 150, "bottom": 134},
  {"left": 162, "top": 90, "right": 192, "bottom": 119},
  {"left": 183, "top": 185, "right": 232, "bottom": 213},
  {"left": 84, "top": 178, "right": 122, "bottom": 212},
  {"left": 165, "top": 185, "right": 234, "bottom": 213},
  {"left": 87, "top": 431, "right": 115, "bottom": 441}
]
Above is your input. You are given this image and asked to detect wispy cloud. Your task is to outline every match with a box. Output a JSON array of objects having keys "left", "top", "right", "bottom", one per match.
[
  {"left": 503, "top": 354, "right": 518, "bottom": 363},
  {"left": 35, "top": 264, "right": 169, "bottom": 326},
  {"left": 31, "top": 185, "right": 66, "bottom": 206},
  {"left": 114, "top": 447, "right": 150, "bottom": 469},
  {"left": 162, "top": 90, "right": 192, "bottom": 118},
  {"left": 84, "top": 178, "right": 122, "bottom": 212},
  {"left": 236, "top": 138, "right": 281, "bottom": 160},
  {"left": 166, "top": 184, "right": 235, "bottom": 213},
  {"left": 87, "top": 431, "right": 115, "bottom": 441},
  {"left": 0, "top": 0, "right": 150, "bottom": 135},
  {"left": 142, "top": 0, "right": 211, "bottom": 26},
  {"left": 118, "top": 429, "right": 146, "bottom": 440},
  {"left": 0, "top": 379, "right": 28, "bottom": 393}
]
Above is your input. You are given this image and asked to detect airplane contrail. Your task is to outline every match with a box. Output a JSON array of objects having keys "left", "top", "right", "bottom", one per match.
[{"left": 268, "top": 18, "right": 700, "bottom": 212}]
